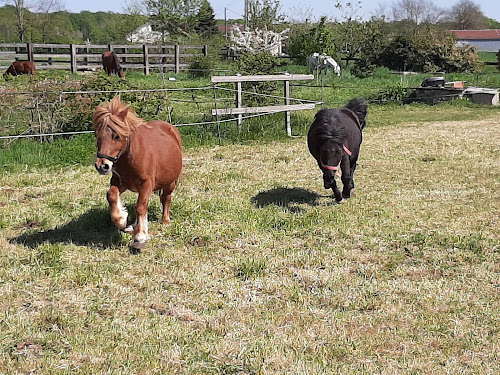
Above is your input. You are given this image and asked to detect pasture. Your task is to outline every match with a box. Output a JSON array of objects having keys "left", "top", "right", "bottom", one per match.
[{"left": 0, "top": 67, "right": 499, "bottom": 373}]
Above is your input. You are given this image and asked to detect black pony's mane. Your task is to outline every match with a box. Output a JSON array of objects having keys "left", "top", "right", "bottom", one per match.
[{"left": 313, "top": 109, "right": 347, "bottom": 147}]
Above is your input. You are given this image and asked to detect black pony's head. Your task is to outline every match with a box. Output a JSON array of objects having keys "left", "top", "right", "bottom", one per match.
[{"left": 345, "top": 98, "right": 367, "bottom": 129}]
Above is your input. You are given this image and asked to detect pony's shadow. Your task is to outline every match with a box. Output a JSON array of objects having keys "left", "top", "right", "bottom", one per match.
[
  {"left": 252, "top": 187, "right": 333, "bottom": 212},
  {"left": 12, "top": 208, "right": 116, "bottom": 249}
]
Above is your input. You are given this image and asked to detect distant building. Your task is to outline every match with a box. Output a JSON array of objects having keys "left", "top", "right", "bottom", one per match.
[
  {"left": 127, "top": 24, "right": 163, "bottom": 44},
  {"left": 451, "top": 29, "right": 500, "bottom": 52}
]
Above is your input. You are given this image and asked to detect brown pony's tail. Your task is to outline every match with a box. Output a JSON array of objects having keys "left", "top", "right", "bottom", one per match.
[{"left": 345, "top": 98, "right": 367, "bottom": 130}]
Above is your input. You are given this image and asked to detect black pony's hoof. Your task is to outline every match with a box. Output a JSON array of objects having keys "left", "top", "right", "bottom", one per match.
[{"left": 342, "top": 188, "right": 355, "bottom": 199}]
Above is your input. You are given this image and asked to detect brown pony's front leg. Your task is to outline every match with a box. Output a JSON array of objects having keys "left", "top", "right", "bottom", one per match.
[
  {"left": 128, "top": 184, "right": 153, "bottom": 249},
  {"left": 107, "top": 184, "right": 128, "bottom": 230},
  {"left": 160, "top": 180, "right": 177, "bottom": 224}
]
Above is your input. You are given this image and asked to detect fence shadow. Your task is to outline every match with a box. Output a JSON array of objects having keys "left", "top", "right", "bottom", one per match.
[
  {"left": 251, "top": 187, "right": 331, "bottom": 212},
  {"left": 11, "top": 208, "right": 116, "bottom": 249}
]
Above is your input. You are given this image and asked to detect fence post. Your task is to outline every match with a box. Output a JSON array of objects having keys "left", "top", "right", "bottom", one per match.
[
  {"left": 122, "top": 47, "right": 128, "bottom": 64},
  {"left": 143, "top": 44, "right": 149, "bottom": 75},
  {"left": 84, "top": 44, "right": 89, "bottom": 67},
  {"left": 161, "top": 46, "right": 167, "bottom": 72},
  {"left": 108, "top": 44, "right": 113, "bottom": 52},
  {"left": 27, "top": 43, "right": 34, "bottom": 61},
  {"left": 70, "top": 44, "right": 77, "bottom": 74},
  {"left": 235, "top": 81, "right": 242, "bottom": 128},
  {"left": 203, "top": 44, "right": 208, "bottom": 57},
  {"left": 174, "top": 44, "right": 180, "bottom": 74},
  {"left": 284, "top": 78, "right": 291, "bottom": 136}
]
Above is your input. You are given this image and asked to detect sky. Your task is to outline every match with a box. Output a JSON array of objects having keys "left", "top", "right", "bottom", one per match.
[{"left": 64, "top": 0, "right": 500, "bottom": 23}]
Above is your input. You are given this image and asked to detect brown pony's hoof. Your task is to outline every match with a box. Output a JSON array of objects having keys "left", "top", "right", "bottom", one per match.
[{"left": 130, "top": 240, "right": 146, "bottom": 253}]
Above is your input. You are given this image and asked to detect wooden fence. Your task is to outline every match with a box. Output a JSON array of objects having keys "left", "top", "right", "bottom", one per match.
[
  {"left": 0, "top": 43, "right": 207, "bottom": 75},
  {"left": 212, "top": 74, "right": 317, "bottom": 136}
]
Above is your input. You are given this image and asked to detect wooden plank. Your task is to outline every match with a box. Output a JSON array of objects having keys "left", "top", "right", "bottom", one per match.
[
  {"left": 33, "top": 43, "right": 70, "bottom": 49},
  {"left": 211, "top": 103, "right": 316, "bottom": 116},
  {"left": 212, "top": 74, "right": 314, "bottom": 83},
  {"left": 0, "top": 43, "right": 26, "bottom": 48},
  {"left": 33, "top": 53, "right": 71, "bottom": 58}
]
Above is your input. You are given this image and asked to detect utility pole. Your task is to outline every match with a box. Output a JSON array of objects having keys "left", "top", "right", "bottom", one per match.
[
  {"left": 225, "top": 7, "right": 227, "bottom": 41},
  {"left": 244, "top": 0, "right": 248, "bottom": 30}
]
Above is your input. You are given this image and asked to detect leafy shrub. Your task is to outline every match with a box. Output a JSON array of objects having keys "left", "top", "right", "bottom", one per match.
[
  {"left": 353, "top": 27, "right": 482, "bottom": 77},
  {"left": 237, "top": 51, "right": 280, "bottom": 106},
  {"left": 286, "top": 17, "right": 336, "bottom": 64},
  {"left": 57, "top": 73, "right": 169, "bottom": 133},
  {"left": 368, "top": 84, "right": 415, "bottom": 104},
  {"left": 188, "top": 55, "right": 216, "bottom": 78}
]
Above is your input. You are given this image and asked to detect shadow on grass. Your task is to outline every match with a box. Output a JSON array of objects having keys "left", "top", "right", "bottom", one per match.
[
  {"left": 252, "top": 187, "right": 333, "bottom": 212},
  {"left": 11, "top": 208, "right": 117, "bottom": 249}
]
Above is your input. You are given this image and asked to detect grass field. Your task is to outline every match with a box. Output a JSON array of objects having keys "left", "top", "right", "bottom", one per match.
[{"left": 0, "top": 102, "right": 498, "bottom": 373}]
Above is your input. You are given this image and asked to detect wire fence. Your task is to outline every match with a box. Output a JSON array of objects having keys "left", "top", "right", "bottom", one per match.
[{"left": 0, "top": 84, "right": 323, "bottom": 143}]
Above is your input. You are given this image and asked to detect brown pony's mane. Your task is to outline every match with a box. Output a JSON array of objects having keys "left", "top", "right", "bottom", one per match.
[{"left": 93, "top": 96, "right": 145, "bottom": 137}]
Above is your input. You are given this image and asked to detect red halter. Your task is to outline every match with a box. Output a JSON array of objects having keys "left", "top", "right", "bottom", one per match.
[{"left": 320, "top": 145, "right": 352, "bottom": 176}]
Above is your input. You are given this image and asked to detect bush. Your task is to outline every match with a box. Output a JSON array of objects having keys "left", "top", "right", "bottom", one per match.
[
  {"left": 237, "top": 51, "right": 280, "bottom": 106},
  {"left": 353, "top": 27, "right": 483, "bottom": 77},
  {"left": 55, "top": 73, "right": 169, "bottom": 134},
  {"left": 286, "top": 17, "right": 336, "bottom": 64},
  {"left": 188, "top": 55, "right": 216, "bottom": 78}
]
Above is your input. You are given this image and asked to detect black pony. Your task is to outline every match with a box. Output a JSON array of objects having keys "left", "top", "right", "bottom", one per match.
[{"left": 307, "top": 98, "right": 367, "bottom": 203}]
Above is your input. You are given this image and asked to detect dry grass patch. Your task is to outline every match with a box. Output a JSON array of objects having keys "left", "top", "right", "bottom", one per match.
[{"left": 0, "top": 114, "right": 499, "bottom": 374}]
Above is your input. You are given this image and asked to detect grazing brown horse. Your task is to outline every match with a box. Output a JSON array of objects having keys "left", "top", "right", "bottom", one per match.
[
  {"left": 4, "top": 60, "right": 36, "bottom": 77},
  {"left": 307, "top": 98, "right": 367, "bottom": 203},
  {"left": 101, "top": 51, "right": 124, "bottom": 78},
  {"left": 93, "top": 96, "right": 182, "bottom": 250}
]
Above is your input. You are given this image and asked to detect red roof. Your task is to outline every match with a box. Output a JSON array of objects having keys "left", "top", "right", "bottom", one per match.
[{"left": 451, "top": 29, "right": 500, "bottom": 40}]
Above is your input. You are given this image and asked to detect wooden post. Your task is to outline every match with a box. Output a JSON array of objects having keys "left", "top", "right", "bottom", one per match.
[
  {"left": 284, "top": 78, "right": 291, "bottom": 136},
  {"left": 84, "top": 44, "right": 89, "bottom": 66},
  {"left": 70, "top": 43, "right": 77, "bottom": 74},
  {"left": 161, "top": 46, "right": 167, "bottom": 72},
  {"left": 235, "top": 81, "right": 242, "bottom": 128},
  {"left": 143, "top": 44, "right": 149, "bottom": 75},
  {"left": 174, "top": 44, "right": 180, "bottom": 74},
  {"left": 108, "top": 44, "right": 113, "bottom": 52},
  {"left": 203, "top": 44, "right": 208, "bottom": 57},
  {"left": 27, "top": 43, "right": 34, "bottom": 61},
  {"left": 122, "top": 47, "right": 128, "bottom": 64}
]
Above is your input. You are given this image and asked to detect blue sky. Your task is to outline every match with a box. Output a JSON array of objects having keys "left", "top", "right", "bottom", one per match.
[{"left": 65, "top": 0, "right": 500, "bottom": 23}]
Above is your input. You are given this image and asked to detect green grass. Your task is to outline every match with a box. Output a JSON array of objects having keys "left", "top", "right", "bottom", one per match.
[
  {"left": 0, "top": 108, "right": 499, "bottom": 373},
  {"left": 0, "top": 61, "right": 499, "bottom": 374}
]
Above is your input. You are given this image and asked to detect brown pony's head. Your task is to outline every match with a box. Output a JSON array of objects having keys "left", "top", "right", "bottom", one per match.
[{"left": 93, "top": 96, "right": 144, "bottom": 175}]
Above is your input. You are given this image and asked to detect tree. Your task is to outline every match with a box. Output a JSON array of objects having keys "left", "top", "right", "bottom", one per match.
[
  {"left": 0, "top": 0, "right": 31, "bottom": 41},
  {"left": 194, "top": 0, "right": 217, "bottom": 38},
  {"left": 33, "top": 0, "right": 64, "bottom": 42},
  {"left": 146, "top": 0, "right": 202, "bottom": 39},
  {"left": 246, "top": 0, "right": 284, "bottom": 31},
  {"left": 391, "top": 0, "right": 445, "bottom": 25},
  {"left": 447, "top": 0, "right": 486, "bottom": 30}
]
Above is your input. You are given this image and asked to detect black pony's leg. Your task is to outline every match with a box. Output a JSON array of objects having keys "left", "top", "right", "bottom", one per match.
[
  {"left": 342, "top": 158, "right": 358, "bottom": 199},
  {"left": 317, "top": 158, "right": 343, "bottom": 202},
  {"left": 340, "top": 156, "right": 353, "bottom": 199},
  {"left": 322, "top": 170, "right": 343, "bottom": 202}
]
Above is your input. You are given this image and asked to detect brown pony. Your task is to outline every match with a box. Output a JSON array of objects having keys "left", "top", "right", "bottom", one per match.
[
  {"left": 93, "top": 96, "right": 182, "bottom": 250},
  {"left": 4, "top": 60, "right": 36, "bottom": 77},
  {"left": 102, "top": 51, "right": 124, "bottom": 78}
]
